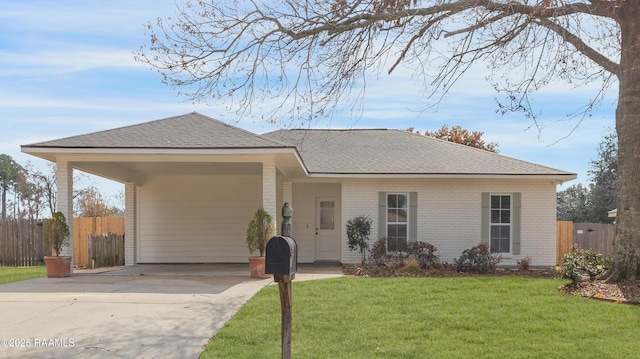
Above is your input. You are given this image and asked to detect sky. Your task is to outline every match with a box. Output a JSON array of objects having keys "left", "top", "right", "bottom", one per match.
[{"left": 0, "top": 1, "right": 618, "bottom": 200}]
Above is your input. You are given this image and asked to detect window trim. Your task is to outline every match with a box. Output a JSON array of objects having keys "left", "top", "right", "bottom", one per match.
[
  {"left": 489, "top": 194, "right": 512, "bottom": 254},
  {"left": 386, "top": 193, "right": 409, "bottom": 251},
  {"left": 481, "top": 192, "right": 521, "bottom": 255},
  {"left": 378, "top": 191, "right": 418, "bottom": 245}
]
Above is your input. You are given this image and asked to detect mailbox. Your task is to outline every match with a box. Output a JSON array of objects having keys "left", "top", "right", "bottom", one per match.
[{"left": 265, "top": 235, "right": 297, "bottom": 276}]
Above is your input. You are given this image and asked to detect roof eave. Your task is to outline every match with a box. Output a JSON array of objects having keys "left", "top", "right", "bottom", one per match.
[
  {"left": 21, "top": 145, "right": 310, "bottom": 177},
  {"left": 306, "top": 172, "right": 577, "bottom": 182}
]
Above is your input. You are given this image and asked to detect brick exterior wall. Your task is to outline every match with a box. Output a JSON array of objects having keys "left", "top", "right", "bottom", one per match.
[
  {"left": 124, "top": 182, "right": 137, "bottom": 266},
  {"left": 341, "top": 178, "right": 557, "bottom": 267},
  {"left": 262, "top": 161, "right": 277, "bottom": 221},
  {"left": 55, "top": 161, "right": 74, "bottom": 271}
]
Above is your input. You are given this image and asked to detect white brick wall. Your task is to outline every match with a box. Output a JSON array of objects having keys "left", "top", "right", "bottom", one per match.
[
  {"left": 283, "top": 182, "right": 293, "bottom": 207},
  {"left": 262, "top": 161, "right": 277, "bottom": 221},
  {"left": 55, "top": 161, "right": 74, "bottom": 271},
  {"left": 124, "top": 182, "right": 137, "bottom": 266},
  {"left": 341, "top": 178, "right": 557, "bottom": 267}
]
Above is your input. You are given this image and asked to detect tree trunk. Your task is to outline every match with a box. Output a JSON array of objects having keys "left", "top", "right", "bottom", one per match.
[{"left": 608, "top": 2, "right": 640, "bottom": 282}]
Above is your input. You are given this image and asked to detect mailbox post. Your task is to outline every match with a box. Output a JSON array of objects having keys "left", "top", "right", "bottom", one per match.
[{"left": 266, "top": 203, "right": 297, "bottom": 359}]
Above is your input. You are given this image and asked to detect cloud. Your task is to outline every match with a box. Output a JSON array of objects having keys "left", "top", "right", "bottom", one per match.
[
  {"left": 0, "top": 1, "right": 176, "bottom": 37},
  {"left": 0, "top": 49, "right": 140, "bottom": 77}
]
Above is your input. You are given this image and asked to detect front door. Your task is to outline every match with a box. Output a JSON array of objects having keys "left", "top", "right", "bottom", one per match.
[{"left": 315, "top": 197, "right": 341, "bottom": 261}]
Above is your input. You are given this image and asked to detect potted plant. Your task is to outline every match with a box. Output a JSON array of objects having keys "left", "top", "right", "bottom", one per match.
[
  {"left": 245, "top": 208, "right": 275, "bottom": 278},
  {"left": 43, "top": 211, "right": 72, "bottom": 278}
]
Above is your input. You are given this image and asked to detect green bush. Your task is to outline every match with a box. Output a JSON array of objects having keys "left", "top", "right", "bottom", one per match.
[
  {"left": 368, "top": 238, "right": 440, "bottom": 269},
  {"left": 346, "top": 215, "right": 373, "bottom": 265},
  {"left": 454, "top": 244, "right": 502, "bottom": 274},
  {"left": 558, "top": 248, "right": 612, "bottom": 282},
  {"left": 407, "top": 241, "right": 441, "bottom": 269}
]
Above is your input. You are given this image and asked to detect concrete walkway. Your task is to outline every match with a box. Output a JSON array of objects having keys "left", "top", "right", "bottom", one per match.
[{"left": 0, "top": 264, "right": 342, "bottom": 359}]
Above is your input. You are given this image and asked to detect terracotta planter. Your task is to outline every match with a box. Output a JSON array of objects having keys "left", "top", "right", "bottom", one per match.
[
  {"left": 248, "top": 256, "right": 269, "bottom": 278},
  {"left": 44, "top": 256, "right": 72, "bottom": 278}
]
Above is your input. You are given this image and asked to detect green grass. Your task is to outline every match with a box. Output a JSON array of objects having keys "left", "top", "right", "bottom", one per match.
[
  {"left": 0, "top": 266, "right": 46, "bottom": 284},
  {"left": 201, "top": 277, "right": 640, "bottom": 359}
]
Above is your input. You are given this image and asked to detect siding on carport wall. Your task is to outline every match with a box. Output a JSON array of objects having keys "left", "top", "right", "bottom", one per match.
[{"left": 138, "top": 174, "right": 262, "bottom": 263}]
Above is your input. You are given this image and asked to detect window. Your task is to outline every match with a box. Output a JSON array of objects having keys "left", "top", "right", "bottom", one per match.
[
  {"left": 378, "top": 192, "right": 417, "bottom": 250},
  {"left": 319, "top": 201, "right": 335, "bottom": 230},
  {"left": 490, "top": 194, "right": 511, "bottom": 253},
  {"left": 481, "top": 192, "right": 521, "bottom": 255},
  {"left": 387, "top": 193, "right": 408, "bottom": 252}
]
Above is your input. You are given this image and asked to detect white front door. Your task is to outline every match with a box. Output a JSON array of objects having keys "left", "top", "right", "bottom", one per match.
[{"left": 315, "top": 197, "right": 341, "bottom": 261}]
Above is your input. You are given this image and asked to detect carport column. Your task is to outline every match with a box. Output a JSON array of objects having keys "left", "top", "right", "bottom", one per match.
[
  {"left": 283, "top": 182, "right": 293, "bottom": 209},
  {"left": 124, "top": 182, "right": 137, "bottom": 266},
  {"left": 262, "top": 160, "right": 277, "bottom": 222},
  {"left": 56, "top": 160, "right": 74, "bottom": 272}
]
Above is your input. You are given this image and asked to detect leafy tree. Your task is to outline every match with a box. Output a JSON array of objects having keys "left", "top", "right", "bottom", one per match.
[
  {"left": 136, "top": 0, "right": 640, "bottom": 280},
  {"left": 12, "top": 164, "right": 45, "bottom": 220},
  {"left": 419, "top": 125, "right": 498, "bottom": 152},
  {"left": 346, "top": 215, "right": 373, "bottom": 265},
  {"left": 74, "top": 186, "right": 119, "bottom": 218},
  {"left": 0, "top": 154, "right": 21, "bottom": 219},
  {"left": 587, "top": 128, "right": 617, "bottom": 223},
  {"left": 557, "top": 183, "right": 591, "bottom": 222},
  {"left": 556, "top": 129, "right": 616, "bottom": 223}
]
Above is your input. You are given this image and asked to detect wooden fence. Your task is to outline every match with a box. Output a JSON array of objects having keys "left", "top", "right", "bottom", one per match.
[
  {"left": 74, "top": 217, "right": 124, "bottom": 266},
  {"left": 0, "top": 217, "right": 124, "bottom": 267},
  {"left": 89, "top": 233, "right": 125, "bottom": 268},
  {"left": 0, "top": 219, "right": 50, "bottom": 266},
  {"left": 556, "top": 221, "right": 574, "bottom": 265},
  {"left": 556, "top": 221, "right": 616, "bottom": 264},
  {"left": 573, "top": 222, "right": 615, "bottom": 256}
]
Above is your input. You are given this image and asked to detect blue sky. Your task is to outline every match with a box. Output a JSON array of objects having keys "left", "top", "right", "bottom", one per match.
[{"left": 0, "top": 1, "right": 617, "bottom": 199}]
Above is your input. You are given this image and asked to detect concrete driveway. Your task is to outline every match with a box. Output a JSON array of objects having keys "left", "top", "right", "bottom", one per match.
[{"left": 0, "top": 264, "right": 342, "bottom": 359}]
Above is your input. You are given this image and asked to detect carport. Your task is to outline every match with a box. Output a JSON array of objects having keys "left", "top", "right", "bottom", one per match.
[{"left": 21, "top": 113, "right": 306, "bottom": 272}]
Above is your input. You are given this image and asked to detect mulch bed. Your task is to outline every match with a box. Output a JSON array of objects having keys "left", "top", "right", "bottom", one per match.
[
  {"left": 342, "top": 265, "right": 640, "bottom": 305},
  {"left": 559, "top": 279, "right": 640, "bottom": 304}
]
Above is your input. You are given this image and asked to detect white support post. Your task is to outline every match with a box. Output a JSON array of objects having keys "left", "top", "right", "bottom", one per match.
[
  {"left": 263, "top": 160, "right": 277, "bottom": 222},
  {"left": 124, "top": 182, "right": 137, "bottom": 266},
  {"left": 283, "top": 181, "right": 293, "bottom": 208},
  {"left": 56, "top": 160, "right": 74, "bottom": 273}
]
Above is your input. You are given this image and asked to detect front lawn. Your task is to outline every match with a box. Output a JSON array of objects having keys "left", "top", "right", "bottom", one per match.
[
  {"left": 201, "top": 277, "right": 640, "bottom": 358},
  {"left": 0, "top": 266, "right": 46, "bottom": 284}
]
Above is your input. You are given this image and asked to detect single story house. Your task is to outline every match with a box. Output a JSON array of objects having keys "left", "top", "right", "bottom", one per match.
[{"left": 22, "top": 112, "right": 575, "bottom": 270}]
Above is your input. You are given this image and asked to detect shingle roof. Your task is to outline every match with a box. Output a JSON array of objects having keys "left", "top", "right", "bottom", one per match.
[
  {"left": 262, "top": 128, "right": 574, "bottom": 176},
  {"left": 26, "top": 112, "right": 287, "bottom": 149},
  {"left": 24, "top": 112, "right": 575, "bottom": 178}
]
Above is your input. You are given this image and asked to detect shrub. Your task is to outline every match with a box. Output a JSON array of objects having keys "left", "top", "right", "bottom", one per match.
[
  {"left": 558, "top": 248, "right": 612, "bottom": 283},
  {"left": 368, "top": 238, "right": 440, "bottom": 269},
  {"left": 402, "top": 257, "right": 422, "bottom": 274},
  {"left": 245, "top": 208, "right": 275, "bottom": 257},
  {"left": 454, "top": 244, "right": 502, "bottom": 274},
  {"left": 408, "top": 241, "right": 441, "bottom": 269},
  {"left": 517, "top": 256, "right": 532, "bottom": 271},
  {"left": 369, "top": 238, "right": 388, "bottom": 266},
  {"left": 346, "top": 215, "right": 373, "bottom": 265},
  {"left": 44, "top": 211, "right": 70, "bottom": 256}
]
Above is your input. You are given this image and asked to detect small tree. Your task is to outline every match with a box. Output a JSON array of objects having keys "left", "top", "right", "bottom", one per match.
[
  {"left": 44, "top": 212, "right": 70, "bottom": 256},
  {"left": 422, "top": 125, "right": 498, "bottom": 153},
  {"left": 245, "top": 208, "right": 275, "bottom": 257},
  {"left": 346, "top": 215, "right": 372, "bottom": 265}
]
